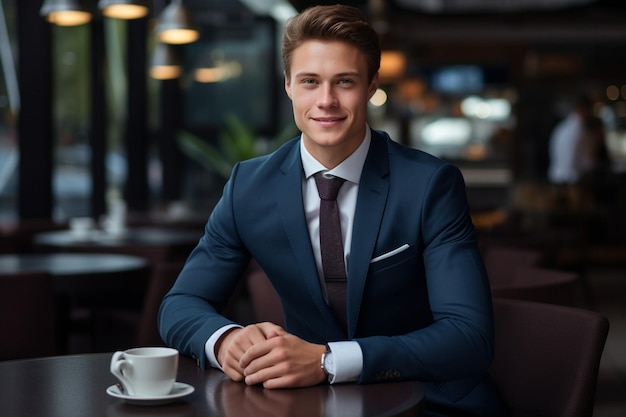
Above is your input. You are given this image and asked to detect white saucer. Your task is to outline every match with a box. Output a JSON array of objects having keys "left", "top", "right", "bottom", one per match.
[{"left": 106, "top": 382, "right": 194, "bottom": 405}]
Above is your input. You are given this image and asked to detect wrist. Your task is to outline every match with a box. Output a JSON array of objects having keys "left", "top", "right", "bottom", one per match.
[
  {"left": 215, "top": 327, "right": 240, "bottom": 366},
  {"left": 320, "top": 344, "right": 335, "bottom": 383}
]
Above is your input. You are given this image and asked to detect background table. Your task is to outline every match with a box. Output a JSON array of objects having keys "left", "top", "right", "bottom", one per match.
[
  {"left": 33, "top": 227, "right": 201, "bottom": 265},
  {"left": 0, "top": 353, "right": 424, "bottom": 417},
  {"left": 0, "top": 252, "right": 150, "bottom": 295}
]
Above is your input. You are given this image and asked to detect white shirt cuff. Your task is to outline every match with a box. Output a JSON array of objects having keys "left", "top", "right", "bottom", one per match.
[
  {"left": 204, "top": 324, "right": 242, "bottom": 369},
  {"left": 327, "top": 341, "right": 363, "bottom": 384}
]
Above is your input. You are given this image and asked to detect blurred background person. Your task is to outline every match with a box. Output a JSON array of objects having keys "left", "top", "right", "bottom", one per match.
[{"left": 547, "top": 94, "right": 596, "bottom": 186}]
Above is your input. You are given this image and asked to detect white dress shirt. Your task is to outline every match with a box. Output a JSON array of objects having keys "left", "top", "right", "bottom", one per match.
[
  {"left": 205, "top": 128, "right": 371, "bottom": 384},
  {"left": 300, "top": 129, "right": 370, "bottom": 383}
]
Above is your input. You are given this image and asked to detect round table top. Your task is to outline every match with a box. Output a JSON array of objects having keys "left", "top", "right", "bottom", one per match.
[
  {"left": 34, "top": 227, "right": 201, "bottom": 248},
  {"left": 0, "top": 253, "right": 151, "bottom": 296},
  {"left": 0, "top": 353, "right": 424, "bottom": 417},
  {"left": 0, "top": 252, "right": 149, "bottom": 276}
]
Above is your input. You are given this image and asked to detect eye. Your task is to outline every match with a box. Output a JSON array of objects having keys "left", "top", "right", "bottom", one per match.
[
  {"left": 337, "top": 78, "right": 354, "bottom": 86},
  {"left": 301, "top": 78, "right": 317, "bottom": 85}
]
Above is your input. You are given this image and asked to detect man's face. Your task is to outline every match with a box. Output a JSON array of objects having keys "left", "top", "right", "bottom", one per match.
[{"left": 285, "top": 40, "right": 379, "bottom": 168}]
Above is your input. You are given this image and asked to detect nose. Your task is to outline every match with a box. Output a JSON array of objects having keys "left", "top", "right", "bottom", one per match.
[{"left": 317, "top": 84, "right": 337, "bottom": 108}]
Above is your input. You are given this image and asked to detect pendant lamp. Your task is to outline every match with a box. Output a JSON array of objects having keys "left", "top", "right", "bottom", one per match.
[
  {"left": 156, "top": 0, "right": 199, "bottom": 45},
  {"left": 99, "top": 0, "right": 149, "bottom": 20},
  {"left": 40, "top": 0, "right": 92, "bottom": 26},
  {"left": 149, "top": 43, "right": 183, "bottom": 80}
]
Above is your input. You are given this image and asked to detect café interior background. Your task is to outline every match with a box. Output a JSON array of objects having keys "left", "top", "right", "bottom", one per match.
[
  {"left": 3, "top": 2, "right": 626, "bottom": 415},
  {"left": 1, "top": 0, "right": 626, "bottom": 245}
]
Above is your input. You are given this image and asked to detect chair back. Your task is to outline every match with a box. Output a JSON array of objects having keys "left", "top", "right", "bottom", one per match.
[
  {"left": 0, "top": 271, "right": 58, "bottom": 360},
  {"left": 245, "top": 260, "right": 284, "bottom": 326},
  {"left": 490, "top": 298, "right": 609, "bottom": 417},
  {"left": 491, "top": 266, "right": 587, "bottom": 308},
  {"left": 136, "top": 262, "right": 184, "bottom": 346},
  {"left": 483, "top": 246, "right": 544, "bottom": 287}
]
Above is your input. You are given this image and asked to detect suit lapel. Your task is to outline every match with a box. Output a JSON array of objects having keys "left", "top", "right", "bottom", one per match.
[{"left": 347, "top": 131, "right": 390, "bottom": 337}]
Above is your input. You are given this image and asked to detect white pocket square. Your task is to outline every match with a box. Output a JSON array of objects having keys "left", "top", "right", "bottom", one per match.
[{"left": 370, "top": 244, "right": 410, "bottom": 263}]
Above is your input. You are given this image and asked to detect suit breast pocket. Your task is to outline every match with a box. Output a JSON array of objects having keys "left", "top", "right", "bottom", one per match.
[{"left": 369, "top": 244, "right": 417, "bottom": 273}]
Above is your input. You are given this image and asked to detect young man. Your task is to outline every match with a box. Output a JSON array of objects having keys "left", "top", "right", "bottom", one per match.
[{"left": 159, "top": 5, "right": 507, "bottom": 416}]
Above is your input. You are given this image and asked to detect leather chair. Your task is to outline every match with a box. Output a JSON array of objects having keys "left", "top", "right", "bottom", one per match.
[
  {"left": 136, "top": 262, "right": 185, "bottom": 346},
  {"left": 245, "top": 260, "right": 284, "bottom": 326},
  {"left": 490, "top": 298, "right": 609, "bottom": 417},
  {"left": 491, "top": 266, "right": 588, "bottom": 308},
  {"left": 0, "top": 271, "right": 58, "bottom": 360},
  {"left": 483, "top": 246, "right": 545, "bottom": 287}
]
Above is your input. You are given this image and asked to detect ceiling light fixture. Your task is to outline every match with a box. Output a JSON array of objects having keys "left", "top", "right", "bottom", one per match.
[
  {"left": 149, "top": 43, "right": 183, "bottom": 80},
  {"left": 40, "top": 0, "right": 92, "bottom": 26},
  {"left": 156, "top": 0, "right": 199, "bottom": 45},
  {"left": 99, "top": 0, "right": 149, "bottom": 20}
]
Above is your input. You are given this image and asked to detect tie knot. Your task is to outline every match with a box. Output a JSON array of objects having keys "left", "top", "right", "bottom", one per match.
[{"left": 314, "top": 172, "right": 345, "bottom": 201}]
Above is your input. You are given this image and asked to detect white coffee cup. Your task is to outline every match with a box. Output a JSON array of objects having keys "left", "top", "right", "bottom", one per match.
[
  {"left": 110, "top": 347, "right": 179, "bottom": 397},
  {"left": 69, "top": 216, "right": 95, "bottom": 238}
]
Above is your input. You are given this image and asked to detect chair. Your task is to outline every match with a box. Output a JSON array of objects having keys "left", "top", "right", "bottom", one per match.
[
  {"left": 483, "top": 246, "right": 545, "bottom": 287},
  {"left": 478, "top": 227, "right": 588, "bottom": 273},
  {"left": 491, "top": 266, "right": 588, "bottom": 308},
  {"left": 135, "top": 262, "right": 185, "bottom": 346},
  {"left": 245, "top": 260, "right": 284, "bottom": 326},
  {"left": 0, "top": 271, "right": 58, "bottom": 360},
  {"left": 489, "top": 298, "right": 609, "bottom": 417}
]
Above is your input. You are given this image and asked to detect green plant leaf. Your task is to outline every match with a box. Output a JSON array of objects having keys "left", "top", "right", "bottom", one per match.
[
  {"left": 220, "top": 114, "right": 257, "bottom": 161},
  {"left": 176, "top": 131, "right": 233, "bottom": 179},
  {"left": 176, "top": 115, "right": 300, "bottom": 179}
]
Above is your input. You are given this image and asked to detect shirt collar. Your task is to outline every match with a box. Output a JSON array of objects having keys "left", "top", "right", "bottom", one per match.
[{"left": 300, "top": 126, "right": 371, "bottom": 185}]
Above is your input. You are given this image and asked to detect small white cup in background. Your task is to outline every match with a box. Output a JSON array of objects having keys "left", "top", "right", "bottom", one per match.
[
  {"left": 110, "top": 347, "right": 179, "bottom": 397},
  {"left": 69, "top": 217, "right": 95, "bottom": 238}
]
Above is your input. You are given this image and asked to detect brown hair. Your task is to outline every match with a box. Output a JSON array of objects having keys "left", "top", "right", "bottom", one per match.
[{"left": 282, "top": 5, "right": 381, "bottom": 83}]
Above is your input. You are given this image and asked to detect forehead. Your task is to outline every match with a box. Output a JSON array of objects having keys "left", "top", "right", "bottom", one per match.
[{"left": 289, "top": 40, "right": 367, "bottom": 77}]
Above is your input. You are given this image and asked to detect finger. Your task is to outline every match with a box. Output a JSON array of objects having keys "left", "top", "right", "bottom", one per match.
[
  {"left": 237, "top": 324, "right": 273, "bottom": 347},
  {"left": 255, "top": 322, "right": 287, "bottom": 338},
  {"left": 244, "top": 360, "right": 287, "bottom": 386},
  {"left": 220, "top": 352, "right": 245, "bottom": 381},
  {"left": 251, "top": 366, "right": 306, "bottom": 389},
  {"left": 222, "top": 365, "right": 245, "bottom": 382},
  {"left": 239, "top": 337, "right": 275, "bottom": 369}
]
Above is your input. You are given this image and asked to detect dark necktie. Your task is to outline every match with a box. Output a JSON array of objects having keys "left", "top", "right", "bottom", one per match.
[{"left": 314, "top": 172, "right": 348, "bottom": 331}]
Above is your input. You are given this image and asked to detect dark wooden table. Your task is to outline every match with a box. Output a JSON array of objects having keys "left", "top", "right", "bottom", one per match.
[
  {"left": 0, "top": 353, "right": 424, "bottom": 417},
  {"left": 33, "top": 227, "right": 201, "bottom": 264}
]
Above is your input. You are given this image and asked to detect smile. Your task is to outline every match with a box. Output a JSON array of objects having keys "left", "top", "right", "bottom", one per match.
[{"left": 312, "top": 117, "right": 345, "bottom": 124}]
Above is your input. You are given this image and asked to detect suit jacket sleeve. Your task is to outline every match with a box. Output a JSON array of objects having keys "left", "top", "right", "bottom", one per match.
[
  {"left": 158, "top": 162, "right": 251, "bottom": 369},
  {"left": 354, "top": 160, "right": 494, "bottom": 401}
]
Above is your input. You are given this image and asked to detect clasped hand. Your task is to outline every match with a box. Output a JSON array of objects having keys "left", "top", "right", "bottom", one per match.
[{"left": 216, "top": 322, "right": 327, "bottom": 389}]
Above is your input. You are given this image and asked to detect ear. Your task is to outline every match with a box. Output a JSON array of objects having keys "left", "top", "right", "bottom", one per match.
[
  {"left": 367, "top": 72, "right": 380, "bottom": 100},
  {"left": 284, "top": 72, "right": 292, "bottom": 99}
]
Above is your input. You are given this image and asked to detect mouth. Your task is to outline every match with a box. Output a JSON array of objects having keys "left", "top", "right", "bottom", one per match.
[{"left": 311, "top": 116, "right": 346, "bottom": 126}]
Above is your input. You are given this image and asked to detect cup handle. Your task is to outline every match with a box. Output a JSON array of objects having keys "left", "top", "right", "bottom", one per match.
[{"left": 110, "top": 351, "right": 135, "bottom": 396}]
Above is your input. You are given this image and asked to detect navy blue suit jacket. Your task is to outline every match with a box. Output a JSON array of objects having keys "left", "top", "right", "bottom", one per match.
[{"left": 159, "top": 129, "right": 507, "bottom": 416}]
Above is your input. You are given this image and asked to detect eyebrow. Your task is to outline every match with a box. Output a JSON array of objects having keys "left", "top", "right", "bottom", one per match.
[{"left": 293, "top": 71, "right": 361, "bottom": 79}]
